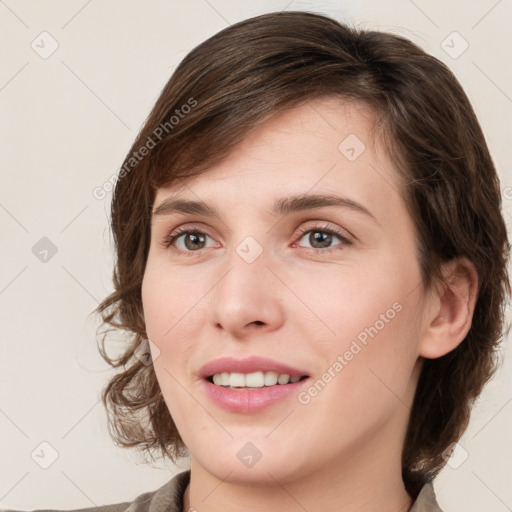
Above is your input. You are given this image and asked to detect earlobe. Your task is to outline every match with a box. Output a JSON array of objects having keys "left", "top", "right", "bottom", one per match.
[{"left": 419, "top": 258, "right": 479, "bottom": 359}]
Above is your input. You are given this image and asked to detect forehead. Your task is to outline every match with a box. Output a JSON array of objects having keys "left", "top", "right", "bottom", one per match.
[{"left": 153, "top": 97, "right": 403, "bottom": 224}]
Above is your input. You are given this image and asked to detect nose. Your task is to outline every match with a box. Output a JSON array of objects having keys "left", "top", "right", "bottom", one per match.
[{"left": 209, "top": 246, "right": 286, "bottom": 339}]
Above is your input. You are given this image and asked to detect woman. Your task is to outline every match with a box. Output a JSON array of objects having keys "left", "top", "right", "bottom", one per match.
[{"left": 15, "top": 10, "right": 511, "bottom": 512}]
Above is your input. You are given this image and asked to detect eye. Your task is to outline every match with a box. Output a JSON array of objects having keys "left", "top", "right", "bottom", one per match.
[
  {"left": 294, "top": 224, "right": 352, "bottom": 252},
  {"left": 161, "top": 227, "right": 217, "bottom": 255},
  {"left": 160, "top": 222, "right": 352, "bottom": 257}
]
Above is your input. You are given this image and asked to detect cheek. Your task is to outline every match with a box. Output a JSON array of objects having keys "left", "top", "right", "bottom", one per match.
[
  {"left": 299, "top": 299, "right": 421, "bottom": 443},
  {"left": 347, "top": 304, "right": 421, "bottom": 421},
  {"left": 141, "top": 267, "right": 200, "bottom": 420},
  {"left": 141, "top": 262, "right": 201, "bottom": 341},
  {"left": 287, "top": 256, "right": 412, "bottom": 343},
  {"left": 141, "top": 263, "right": 212, "bottom": 402},
  {"left": 292, "top": 255, "right": 422, "bottom": 392}
]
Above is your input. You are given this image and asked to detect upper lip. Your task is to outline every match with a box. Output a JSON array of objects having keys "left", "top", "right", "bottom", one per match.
[{"left": 199, "top": 356, "right": 309, "bottom": 379}]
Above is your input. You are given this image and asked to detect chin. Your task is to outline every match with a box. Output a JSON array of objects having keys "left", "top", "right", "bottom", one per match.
[
  {"left": 202, "top": 458, "right": 295, "bottom": 486},
  {"left": 189, "top": 436, "right": 310, "bottom": 487}
]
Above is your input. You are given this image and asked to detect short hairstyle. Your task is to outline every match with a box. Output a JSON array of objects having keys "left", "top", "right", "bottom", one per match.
[{"left": 95, "top": 11, "right": 511, "bottom": 497}]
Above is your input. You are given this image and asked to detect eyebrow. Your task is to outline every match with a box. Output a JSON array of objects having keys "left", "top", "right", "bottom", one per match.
[{"left": 152, "top": 193, "right": 378, "bottom": 225}]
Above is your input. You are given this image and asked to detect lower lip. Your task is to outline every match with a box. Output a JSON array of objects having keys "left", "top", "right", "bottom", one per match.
[{"left": 200, "top": 378, "right": 310, "bottom": 413}]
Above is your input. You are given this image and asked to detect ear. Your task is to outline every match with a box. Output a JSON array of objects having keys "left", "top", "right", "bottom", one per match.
[{"left": 419, "top": 258, "right": 479, "bottom": 359}]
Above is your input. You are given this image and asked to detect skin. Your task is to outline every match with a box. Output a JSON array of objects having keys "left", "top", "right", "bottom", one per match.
[{"left": 141, "top": 97, "right": 478, "bottom": 512}]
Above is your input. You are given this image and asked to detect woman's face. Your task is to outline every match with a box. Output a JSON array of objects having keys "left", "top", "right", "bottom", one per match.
[{"left": 142, "top": 97, "right": 432, "bottom": 485}]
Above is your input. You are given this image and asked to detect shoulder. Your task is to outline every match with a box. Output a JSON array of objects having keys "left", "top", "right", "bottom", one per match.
[
  {"left": 0, "top": 471, "right": 191, "bottom": 512},
  {"left": 410, "top": 480, "right": 444, "bottom": 512}
]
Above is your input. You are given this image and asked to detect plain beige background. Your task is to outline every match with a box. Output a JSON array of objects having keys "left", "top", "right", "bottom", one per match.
[{"left": 0, "top": 0, "right": 511, "bottom": 510}]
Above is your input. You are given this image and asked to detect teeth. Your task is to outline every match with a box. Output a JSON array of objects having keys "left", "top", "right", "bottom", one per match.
[
  {"left": 277, "top": 373, "right": 290, "bottom": 384},
  {"left": 211, "top": 371, "right": 305, "bottom": 388},
  {"left": 264, "top": 371, "right": 278, "bottom": 386},
  {"left": 245, "top": 371, "right": 265, "bottom": 388},
  {"left": 229, "top": 373, "right": 246, "bottom": 387}
]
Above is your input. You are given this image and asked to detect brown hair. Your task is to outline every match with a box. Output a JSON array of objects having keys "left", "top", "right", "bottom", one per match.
[{"left": 95, "top": 11, "right": 511, "bottom": 497}]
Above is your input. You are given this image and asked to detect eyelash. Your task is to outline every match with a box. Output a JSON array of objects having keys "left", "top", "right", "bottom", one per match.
[{"left": 160, "top": 223, "right": 353, "bottom": 258}]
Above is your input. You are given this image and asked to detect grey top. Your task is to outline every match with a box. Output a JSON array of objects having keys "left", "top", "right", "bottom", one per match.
[{"left": 2, "top": 470, "right": 444, "bottom": 512}]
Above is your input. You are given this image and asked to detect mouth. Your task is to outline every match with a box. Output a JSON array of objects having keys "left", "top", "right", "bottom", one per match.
[
  {"left": 207, "top": 371, "right": 309, "bottom": 390},
  {"left": 199, "top": 356, "right": 311, "bottom": 413}
]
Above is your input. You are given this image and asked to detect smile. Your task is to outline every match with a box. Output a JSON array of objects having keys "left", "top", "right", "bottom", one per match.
[
  {"left": 199, "top": 356, "right": 311, "bottom": 413},
  {"left": 209, "top": 371, "right": 307, "bottom": 388}
]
